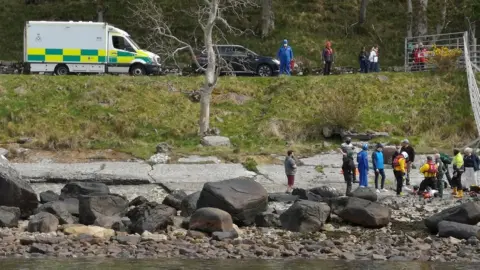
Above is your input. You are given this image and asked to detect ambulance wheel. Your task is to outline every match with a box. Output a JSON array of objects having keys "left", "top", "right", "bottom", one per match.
[
  {"left": 54, "top": 64, "right": 69, "bottom": 75},
  {"left": 130, "top": 64, "right": 146, "bottom": 76}
]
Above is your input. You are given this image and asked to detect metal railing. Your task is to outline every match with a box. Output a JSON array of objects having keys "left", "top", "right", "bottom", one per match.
[{"left": 463, "top": 31, "right": 480, "bottom": 136}]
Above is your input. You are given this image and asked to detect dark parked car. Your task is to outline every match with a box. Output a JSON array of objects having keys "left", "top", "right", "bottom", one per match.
[{"left": 192, "top": 45, "right": 280, "bottom": 76}]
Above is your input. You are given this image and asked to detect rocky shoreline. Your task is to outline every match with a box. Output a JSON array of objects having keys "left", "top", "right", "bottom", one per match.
[{"left": 2, "top": 155, "right": 480, "bottom": 262}]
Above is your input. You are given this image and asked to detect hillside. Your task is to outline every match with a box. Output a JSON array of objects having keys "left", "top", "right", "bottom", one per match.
[
  {"left": 0, "top": 73, "right": 474, "bottom": 159},
  {"left": 1, "top": 0, "right": 475, "bottom": 67}
]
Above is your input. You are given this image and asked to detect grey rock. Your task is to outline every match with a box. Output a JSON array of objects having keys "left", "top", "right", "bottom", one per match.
[
  {"left": 162, "top": 190, "right": 187, "bottom": 210},
  {"left": 79, "top": 194, "right": 128, "bottom": 225},
  {"left": 116, "top": 235, "right": 141, "bottom": 245},
  {"left": 94, "top": 215, "right": 123, "bottom": 229},
  {"left": 156, "top": 142, "right": 173, "bottom": 154},
  {"left": 112, "top": 217, "right": 131, "bottom": 232},
  {"left": 200, "top": 136, "right": 231, "bottom": 147},
  {"left": 438, "top": 220, "right": 480, "bottom": 240},
  {"left": 61, "top": 197, "right": 80, "bottom": 216},
  {"left": 28, "top": 212, "right": 59, "bottom": 233},
  {"left": 331, "top": 197, "right": 391, "bottom": 228},
  {"left": 255, "top": 212, "right": 281, "bottom": 228},
  {"left": 424, "top": 202, "right": 480, "bottom": 233},
  {"left": 180, "top": 191, "right": 201, "bottom": 217},
  {"left": 30, "top": 243, "right": 52, "bottom": 254},
  {"left": 351, "top": 187, "right": 378, "bottom": 202},
  {"left": 177, "top": 155, "right": 221, "bottom": 164},
  {"left": 0, "top": 206, "right": 20, "bottom": 227},
  {"left": 467, "top": 236, "right": 479, "bottom": 245},
  {"left": 60, "top": 182, "right": 110, "bottom": 200},
  {"left": 0, "top": 156, "right": 38, "bottom": 217},
  {"left": 309, "top": 186, "right": 342, "bottom": 199},
  {"left": 196, "top": 177, "right": 268, "bottom": 225},
  {"left": 372, "top": 254, "right": 387, "bottom": 260},
  {"left": 148, "top": 153, "right": 170, "bottom": 164},
  {"left": 322, "top": 126, "right": 334, "bottom": 138},
  {"left": 128, "top": 196, "right": 148, "bottom": 207},
  {"left": 341, "top": 252, "right": 356, "bottom": 260},
  {"left": 39, "top": 190, "right": 59, "bottom": 204},
  {"left": 189, "top": 207, "right": 234, "bottom": 233},
  {"left": 268, "top": 193, "right": 299, "bottom": 203},
  {"left": 127, "top": 202, "right": 176, "bottom": 234},
  {"left": 212, "top": 230, "right": 238, "bottom": 241},
  {"left": 36, "top": 201, "right": 75, "bottom": 225},
  {"left": 280, "top": 200, "right": 331, "bottom": 232},
  {"left": 0, "top": 148, "right": 8, "bottom": 157}
]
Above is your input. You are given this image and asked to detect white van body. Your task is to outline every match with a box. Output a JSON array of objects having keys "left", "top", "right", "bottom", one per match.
[{"left": 24, "top": 21, "right": 161, "bottom": 75}]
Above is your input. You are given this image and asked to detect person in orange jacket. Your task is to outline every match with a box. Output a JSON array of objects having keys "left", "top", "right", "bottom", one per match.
[
  {"left": 418, "top": 156, "right": 438, "bottom": 195},
  {"left": 393, "top": 152, "right": 408, "bottom": 196}
]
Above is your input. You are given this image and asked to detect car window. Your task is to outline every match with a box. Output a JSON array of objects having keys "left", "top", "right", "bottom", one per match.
[{"left": 232, "top": 47, "right": 247, "bottom": 56}]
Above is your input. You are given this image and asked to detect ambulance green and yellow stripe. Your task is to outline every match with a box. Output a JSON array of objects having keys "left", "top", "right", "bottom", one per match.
[{"left": 27, "top": 48, "right": 152, "bottom": 64}]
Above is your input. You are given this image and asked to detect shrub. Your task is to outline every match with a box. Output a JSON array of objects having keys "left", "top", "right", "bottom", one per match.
[
  {"left": 427, "top": 46, "right": 463, "bottom": 73},
  {"left": 242, "top": 157, "right": 259, "bottom": 173}
]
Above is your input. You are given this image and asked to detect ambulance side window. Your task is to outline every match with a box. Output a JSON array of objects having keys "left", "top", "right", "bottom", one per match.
[{"left": 112, "top": 36, "right": 135, "bottom": 52}]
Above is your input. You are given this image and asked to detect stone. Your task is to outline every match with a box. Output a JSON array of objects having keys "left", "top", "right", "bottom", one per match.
[
  {"left": 341, "top": 252, "right": 356, "bottom": 260},
  {"left": 200, "top": 136, "right": 231, "bottom": 147},
  {"left": 116, "top": 235, "right": 141, "bottom": 245},
  {"left": 255, "top": 212, "right": 281, "bottom": 228},
  {"left": 156, "top": 142, "right": 173, "bottom": 154},
  {"left": 372, "top": 254, "right": 387, "bottom": 260},
  {"left": 0, "top": 156, "right": 38, "bottom": 217},
  {"left": 424, "top": 202, "right": 480, "bottom": 234},
  {"left": 189, "top": 207, "right": 234, "bottom": 233},
  {"left": 309, "top": 186, "right": 342, "bottom": 200},
  {"left": 162, "top": 190, "right": 187, "bottom": 210},
  {"left": 279, "top": 200, "right": 331, "bottom": 232},
  {"left": 351, "top": 187, "right": 378, "bottom": 202},
  {"left": 128, "top": 196, "right": 148, "bottom": 207},
  {"left": 28, "top": 212, "right": 59, "bottom": 233},
  {"left": 268, "top": 193, "right": 299, "bottom": 203},
  {"left": 148, "top": 153, "right": 170, "bottom": 164},
  {"left": 196, "top": 177, "right": 268, "bottom": 225},
  {"left": 448, "top": 236, "right": 462, "bottom": 245},
  {"left": 127, "top": 202, "right": 176, "bottom": 234},
  {"left": 187, "top": 230, "right": 207, "bottom": 239},
  {"left": 63, "top": 224, "right": 115, "bottom": 239},
  {"left": 212, "top": 230, "right": 238, "bottom": 241},
  {"left": 61, "top": 197, "right": 80, "bottom": 216},
  {"left": 111, "top": 217, "right": 131, "bottom": 232},
  {"left": 322, "top": 126, "right": 334, "bottom": 138},
  {"left": 180, "top": 191, "right": 201, "bottom": 217},
  {"left": 30, "top": 243, "right": 52, "bottom": 254},
  {"left": 79, "top": 194, "right": 128, "bottom": 225},
  {"left": 94, "top": 215, "right": 123, "bottom": 229},
  {"left": 39, "top": 190, "right": 59, "bottom": 204},
  {"left": 291, "top": 188, "right": 323, "bottom": 202},
  {"left": 467, "top": 236, "right": 479, "bottom": 245},
  {"left": 59, "top": 182, "right": 110, "bottom": 200},
  {"left": 438, "top": 221, "right": 480, "bottom": 240},
  {"left": 331, "top": 197, "right": 391, "bottom": 228},
  {"left": 0, "top": 148, "right": 8, "bottom": 157},
  {"left": 141, "top": 231, "right": 168, "bottom": 242},
  {"left": 0, "top": 206, "right": 20, "bottom": 227},
  {"left": 177, "top": 155, "right": 221, "bottom": 164},
  {"left": 35, "top": 201, "right": 76, "bottom": 225}
]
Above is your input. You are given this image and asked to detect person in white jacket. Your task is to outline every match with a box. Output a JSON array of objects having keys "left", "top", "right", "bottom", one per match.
[{"left": 368, "top": 47, "right": 377, "bottom": 72}]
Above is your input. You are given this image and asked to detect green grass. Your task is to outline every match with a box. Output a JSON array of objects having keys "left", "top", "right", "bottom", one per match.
[{"left": 0, "top": 73, "right": 475, "bottom": 160}]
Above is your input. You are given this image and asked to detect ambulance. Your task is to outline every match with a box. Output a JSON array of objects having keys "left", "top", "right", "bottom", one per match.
[{"left": 24, "top": 21, "right": 161, "bottom": 75}]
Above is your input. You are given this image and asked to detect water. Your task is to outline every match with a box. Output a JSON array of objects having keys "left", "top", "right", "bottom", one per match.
[{"left": 1, "top": 259, "right": 478, "bottom": 270}]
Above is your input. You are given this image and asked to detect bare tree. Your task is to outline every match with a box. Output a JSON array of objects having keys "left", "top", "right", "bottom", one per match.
[
  {"left": 358, "top": 0, "right": 369, "bottom": 25},
  {"left": 130, "top": 0, "right": 257, "bottom": 135},
  {"left": 416, "top": 0, "right": 429, "bottom": 37},
  {"left": 435, "top": 0, "right": 447, "bottom": 34},
  {"left": 261, "top": 0, "right": 274, "bottom": 37},
  {"left": 406, "top": 0, "right": 413, "bottom": 38},
  {"left": 94, "top": 0, "right": 107, "bottom": 22}
]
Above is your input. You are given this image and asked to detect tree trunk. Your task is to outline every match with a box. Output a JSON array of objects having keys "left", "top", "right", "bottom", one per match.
[
  {"left": 435, "top": 0, "right": 447, "bottom": 34},
  {"left": 199, "top": 0, "right": 219, "bottom": 135},
  {"left": 416, "top": 0, "right": 429, "bottom": 37},
  {"left": 358, "top": 0, "right": 369, "bottom": 25},
  {"left": 407, "top": 0, "right": 413, "bottom": 38},
  {"left": 261, "top": 0, "right": 274, "bottom": 37},
  {"left": 97, "top": 10, "right": 104, "bottom": 22},
  {"left": 95, "top": 0, "right": 105, "bottom": 22}
]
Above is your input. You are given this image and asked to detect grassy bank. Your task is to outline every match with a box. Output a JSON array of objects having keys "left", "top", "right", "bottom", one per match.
[{"left": 0, "top": 73, "right": 475, "bottom": 160}]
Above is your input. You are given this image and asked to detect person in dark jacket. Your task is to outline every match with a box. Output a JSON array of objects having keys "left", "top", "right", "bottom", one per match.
[
  {"left": 322, "top": 41, "right": 335, "bottom": 75},
  {"left": 400, "top": 139, "right": 415, "bottom": 188},
  {"left": 342, "top": 151, "right": 356, "bottom": 196},
  {"left": 372, "top": 143, "right": 386, "bottom": 193},
  {"left": 359, "top": 47, "right": 368, "bottom": 73}
]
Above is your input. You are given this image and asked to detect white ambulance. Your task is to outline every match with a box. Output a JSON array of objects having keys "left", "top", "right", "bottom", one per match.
[{"left": 24, "top": 21, "right": 161, "bottom": 75}]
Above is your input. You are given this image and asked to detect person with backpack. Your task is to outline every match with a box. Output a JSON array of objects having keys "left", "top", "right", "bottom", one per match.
[
  {"left": 393, "top": 152, "right": 408, "bottom": 196},
  {"left": 451, "top": 148, "right": 464, "bottom": 198},
  {"left": 463, "top": 148, "right": 480, "bottom": 189},
  {"left": 435, "top": 153, "right": 445, "bottom": 198},
  {"left": 418, "top": 156, "right": 438, "bottom": 196},
  {"left": 342, "top": 151, "right": 357, "bottom": 196},
  {"left": 400, "top": 139, "right": 415, "bottom": 189},
  {"left": 372, "top": 143, "right": 386, "bottom": 193},
  {"left": 357, "top": 144, "right": 369, "bottom": 188},
  {"left": 436, "top": 151, "right": 453, "bottom": 187}
]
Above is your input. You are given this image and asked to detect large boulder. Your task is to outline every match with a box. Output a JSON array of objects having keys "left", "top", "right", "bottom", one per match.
[
  {"left": 180, "top": 192, "right": 201, "bottom": 217},
  {"left": 424, "top": 202, "right": 480, "bottom": 233},
  {"left": 36, "top": 201, "right": 76, "bottom": 225},
  {"left": 63, "top": 224, "right": 115, "bottom": 239},
  {"left": 39, "top": 190, "right": 59, "bottom": 204},
  {"left": 331, "top": 197, "right": 391, "bottom": 228},
  {"left": 351, "top": 187, "right": 378, "bottom": 202},
  {"left": 129, "top": 196, "right": 149, "bottom": 207},
  {"left": 279, "top": 200, "right": 331, "bottom": 232},
  {"left": 438, "top": 220, "right": 480, "bottom": 240},
  {"left": 162, "top": 190, "right": 187, "bottom": 211},
  {"left": 189, "top": 207, "right": 234, "bottom": 233},
  {"left": 127, "top": 202, "right": 176, "bottom": 234},
  {"left": 61, "top": 198, "right": 80, "bottom": 216},
  {"left": 255, "top": 212, "right": 281, "bottom": 228},
  {"left": 0, "top": 206, "right": 21, "bottom": 228},
  {"left": 28, "top": 212, "right": 59, "bottom": 233},
  {"left": 292, "top": 188, "right": 324, "bottom": 202},
  {"left": 79, "top": 194, "right": 128, "bottom": 225},
  {"left": 309, "top": 186, "right": 342, "bottom": 199},
  {"left": 59, "top": 182, "right": 110, "bottom": 200},
  {"left": 0, "top": 156, "right": 38, "bottom": 217},
  {"left": 200, "top": 136, "right": 231, "bottom": 147},
  {"left": 268, "top": 193, "right": 299, "bottom": 203},
  {"left": 196, "top": 177, "right": 268, "bottom": 225}
]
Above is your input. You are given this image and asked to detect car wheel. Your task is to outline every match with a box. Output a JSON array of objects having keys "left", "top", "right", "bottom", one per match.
[
  {"left": 54, "top": 64, "right": 69, "bottom": 75},
  {"left": 257, "top": 64, "right": 273, "bottom": 77},
  {"left": 130, "top": 64, "right": 146, "bottom": 76}
]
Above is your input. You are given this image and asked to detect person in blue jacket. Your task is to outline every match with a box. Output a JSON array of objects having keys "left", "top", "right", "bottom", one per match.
[
  {"left": 277, "top": 39, "right": 293, "bottom": 75},
  {"left": 372, "top": 143, "right": 386, "bottom": 193},
  {"left": 357, "top": 143, "right": 369, "bottom": 187}
]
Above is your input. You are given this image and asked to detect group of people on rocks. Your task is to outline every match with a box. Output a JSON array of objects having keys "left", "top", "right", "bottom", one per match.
[{"left": 277, "top": 39, "right": 381, "bottom": 76}]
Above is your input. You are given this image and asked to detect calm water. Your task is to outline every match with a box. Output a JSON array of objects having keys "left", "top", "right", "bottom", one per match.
[{"left": 1, "top": 259, "right": 478, "bottom": 270}]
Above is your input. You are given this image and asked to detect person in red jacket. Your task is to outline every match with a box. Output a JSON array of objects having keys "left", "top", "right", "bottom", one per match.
[{"left": 414, "top": 43, "right": 427, "bottom": 71}]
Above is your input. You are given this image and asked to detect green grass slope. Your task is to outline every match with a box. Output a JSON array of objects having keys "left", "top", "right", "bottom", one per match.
[{"left": 0, "top": 73, "right": 474, "bottom": 159}]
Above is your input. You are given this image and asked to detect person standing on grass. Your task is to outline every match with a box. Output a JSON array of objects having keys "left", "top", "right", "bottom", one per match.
[
  {"left": 322, "top": 41, "right": 335, "bottom": 75},
  {"left": 284, "top": 150, "right": 297, "bottom": 194},
  {"left": 451, "top": 148, "right": 464, "bottom": 198},
  {"left": 372, "top": 143, "right": 386, "bottom": 193},
  {"left": 393, "top": 152, "right": 408, "bottom": 196},
  {"left": 373, "top": 45, "right": 380, "bottom": 72},
  {"left": 400, "top": 139, "right": 415, "bottom": 190},
  {"left": 342, "top": 151, "right": 357, "bottom": 196},
  {"left": 357, "top": 144, "right": 369, "bottom": 187},
  {"left": 359, "top": 47, "right": 368, "bottom": 73},
  {"left": 435, "top": 153, "right": 445, "bottom": 198},
  {"left": 277, "top": 39, "right": 293, "bottom": 76},
  {"left": 368, "top": 47, "right": 377, "bottom": 72}
]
